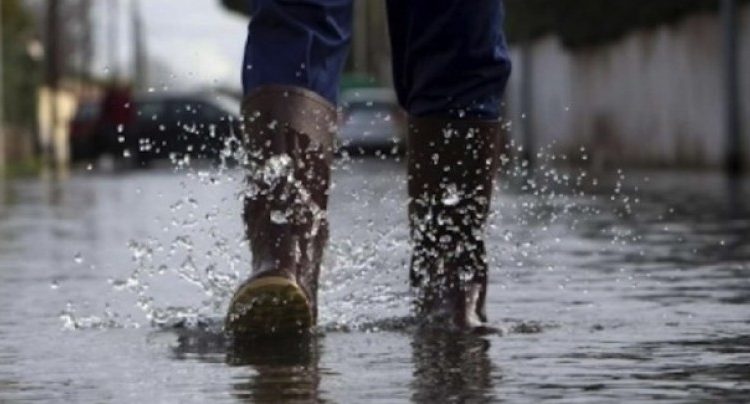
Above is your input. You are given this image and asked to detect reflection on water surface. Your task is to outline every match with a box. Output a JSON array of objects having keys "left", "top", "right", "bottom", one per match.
[{"left": 0, "top": 162, "right": 748, "bottom": 402}]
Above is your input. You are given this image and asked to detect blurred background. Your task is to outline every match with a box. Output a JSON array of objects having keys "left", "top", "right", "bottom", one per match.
[{"left": 0, "top": 0, "right": 747, "bottom": 174}]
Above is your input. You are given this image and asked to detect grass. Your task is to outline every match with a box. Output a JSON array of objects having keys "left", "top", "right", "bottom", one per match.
[{"left": 1, "top": 157, "right": 43, "bottom": 178}]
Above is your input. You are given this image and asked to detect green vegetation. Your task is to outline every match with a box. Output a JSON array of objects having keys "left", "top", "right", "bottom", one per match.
[
  {"left": 505, "top": 0, "right": 750, "bottom": 47},
  {"left": 1, "top": 0, "right": 41, "bottom": 128},
  {"left": 3, "top": 157, "right": 42, "bottom": 177}
]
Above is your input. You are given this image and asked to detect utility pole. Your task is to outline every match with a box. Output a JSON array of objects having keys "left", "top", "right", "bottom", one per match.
[
  {"left": 80, "top": 0, "right": 94, "bottom": 83},
  {"left": 722, "top": 0, "right": 743, "bottom": 175},
  {"left": 45, "top": 0, "right": 62, "bottom": 166},
  {"left": 108, "top": 0, "right": 120, "bottom": 79},
  {"left": 0, "top": 2, "right": 6, "bottom": 175},
  {"left": 132, "top": 0, "right": 147, "bottom": 90}
]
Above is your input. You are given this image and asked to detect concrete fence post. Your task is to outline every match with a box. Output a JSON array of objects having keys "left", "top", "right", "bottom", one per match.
[
  {"left": 0, "top": 2, "right": 5, "bottom": 175},
  {"left": 722, "top": 0, "right": 743, "bottom": 174}
]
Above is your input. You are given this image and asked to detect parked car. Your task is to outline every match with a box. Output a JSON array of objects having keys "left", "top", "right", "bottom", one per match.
[
  {"left": 338, "top": 88, "right": 406, "bottom": 157},
  {"left": 69, "top": 101, "right": 102, "bottom": 161},
  {"left": 121, "top": 92, "right": 240, "bottom": 165},
  {"left": 70, "top": 91, "right": 240, "bottom": 166}
]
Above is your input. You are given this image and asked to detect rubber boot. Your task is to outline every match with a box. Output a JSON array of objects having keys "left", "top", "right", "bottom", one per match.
[
  {"left": 226, "top": 86, "right": 336, "bottom": 338},
  {"left": 407, "top": 117, "right": 501, "bottom": 329}
]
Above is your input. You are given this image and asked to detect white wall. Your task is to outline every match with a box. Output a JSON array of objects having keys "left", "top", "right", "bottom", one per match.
[{"left": 506, "top": 5, "right": 749, "bottom": 169}]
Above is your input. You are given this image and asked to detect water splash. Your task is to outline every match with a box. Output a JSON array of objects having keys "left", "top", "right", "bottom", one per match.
[{"left": 61, "top": 125, "right": 656, "bottom": 336}]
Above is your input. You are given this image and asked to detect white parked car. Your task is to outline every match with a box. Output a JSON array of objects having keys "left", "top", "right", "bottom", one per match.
[{"left": 338, "top": 88, "right": 406, "bottom": 157}]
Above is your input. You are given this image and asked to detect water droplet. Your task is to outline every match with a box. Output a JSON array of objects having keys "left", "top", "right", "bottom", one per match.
[
  {"left": 442, "top": 184, "right": 460, "bottom": 206},
  {"left": 271, "top": 210, "right": 288, "bottom": 224}
]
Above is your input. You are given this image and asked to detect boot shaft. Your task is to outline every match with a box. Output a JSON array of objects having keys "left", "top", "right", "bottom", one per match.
[
  {"left": 407, "top": 117, "right": 502, "bottom": 327},
  {"left": 240, "top": 85, "right": 338, "bottom": 321}
]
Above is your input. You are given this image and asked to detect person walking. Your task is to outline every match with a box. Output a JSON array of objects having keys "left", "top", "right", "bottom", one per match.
[{"left": 226, "top": 0, "right": 512, "bottom": 337}]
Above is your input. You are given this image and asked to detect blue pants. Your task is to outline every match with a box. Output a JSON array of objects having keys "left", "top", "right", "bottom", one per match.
[{"left": 242, "top": 0, "right": 511, "bottom": 119}]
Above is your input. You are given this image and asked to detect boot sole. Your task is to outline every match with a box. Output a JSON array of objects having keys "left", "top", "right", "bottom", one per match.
[{"left": 225, "top": 277, "right": 313, "bottom": 338}]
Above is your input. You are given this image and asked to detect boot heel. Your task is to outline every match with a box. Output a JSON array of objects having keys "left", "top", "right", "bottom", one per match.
[{"left": 226, "top": 277, "right": 313, "bottom": 338}]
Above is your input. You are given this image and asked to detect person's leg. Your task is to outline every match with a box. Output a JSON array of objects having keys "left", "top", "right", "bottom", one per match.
[
  {"left": 387, "top": 0, "right": 511, "bottom": 328},
  {"left": 386, "top": 0, "right": 511, "bottom": 120},
  {"left": 242, "top": 0, "right": 352, "bottom": 104},
  {"left": 227, "top": 0, "right": 352, "bottom": 338}
]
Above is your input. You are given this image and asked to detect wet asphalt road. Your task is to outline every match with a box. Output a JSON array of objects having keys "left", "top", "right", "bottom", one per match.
[{"left": 1, "top": 158, "right": 749, "bottom": 402}]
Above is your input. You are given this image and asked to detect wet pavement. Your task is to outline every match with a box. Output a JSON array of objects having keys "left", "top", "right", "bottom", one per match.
[{"left": 0, "top": 159, "right": 749, "bottom": 402}]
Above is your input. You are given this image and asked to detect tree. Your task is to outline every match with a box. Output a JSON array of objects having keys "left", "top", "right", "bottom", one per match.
[{"left": 1, "top": 0, "right": 40, "bottom": 128}]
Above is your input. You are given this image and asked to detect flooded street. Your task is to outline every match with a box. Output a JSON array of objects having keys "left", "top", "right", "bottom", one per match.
[{"left": 1, "top": 159, "right": 749, "bottom": 402}]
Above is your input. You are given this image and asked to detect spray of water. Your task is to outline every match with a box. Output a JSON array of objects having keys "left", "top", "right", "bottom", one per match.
[{"left": 57, "top": 109, "right": 646, "bottom": 335}]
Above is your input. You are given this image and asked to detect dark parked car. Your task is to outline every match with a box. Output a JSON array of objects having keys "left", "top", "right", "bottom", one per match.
[
  {"left": 69, "top": 101, "right": 102, "bottom": 161},
  {"left": 122, "top": 92, "right": 241, "bottom": 165},
  {"left": 70, "top": 91, "right": 241, "bottom": 166},
  {"left": 338, "top": 88, "right": 406, "bottom": 157}
]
